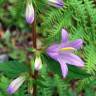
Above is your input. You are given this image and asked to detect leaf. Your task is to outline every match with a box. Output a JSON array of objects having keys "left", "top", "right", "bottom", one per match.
[
  {"left": 0, "top": 75, "right": 10, "bottom": 96},
  {"left": 0, "top": 61, "right": 29, "bottom": 78},
  {"left": 67, "top": 65, "right": 91, "bottom": 79},
  {"left": 36, "top": 79, "right": 49, "bottom": 88},
  {"left": 9, "top": 49, "right": 26, "bottom": 62},
  {"left": 85, "top": 88, "right": 95, "bottom": 96},
  {"left": 42, "top": 54, "right": 62, "bottom": 76},
  {"left": 26, "top": 47, "right": 35, "bottom": 52}
]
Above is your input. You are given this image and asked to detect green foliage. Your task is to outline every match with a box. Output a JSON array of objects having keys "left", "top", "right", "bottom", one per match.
[
  {"left": 0, "top": 0, "right": 96, "bottom": 95},
  {"left": 37, "top": 75, "right": 69, "bottom": 96},
  {"left": 84, "top": 45, "right": 96, "bottom": 74},
  {"left": 0, "top": 0, "right": 26, "bottom": 29},
  {"left": 0, "top": 61, "right": 29, "bottom": 78},
  {"left": 0, "top": 75, "right": 10, "bottom": 96},
  {"left": 40, "top": 0, "right": 96, "bottom": 95}
]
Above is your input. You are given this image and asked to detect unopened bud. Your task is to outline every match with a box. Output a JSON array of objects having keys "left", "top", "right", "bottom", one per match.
[
  {"left": 25, "top": 2, "right": 34, "bottom": 24},
  {"left": 48, "top": 0, "right": 64, "bottom": 8},
  {"left": 34, "top": 56, "right": 42, "bottom": 71},
  {"left": 7, "top": 76, "right": 26, "bottom": 94}
]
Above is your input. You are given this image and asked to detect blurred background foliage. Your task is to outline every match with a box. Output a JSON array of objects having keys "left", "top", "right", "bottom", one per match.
[
  {"left": 0, "top": 0, "right": 26, "bottom": 30},
  {"left": 0, "top": 0, "right": 96, "bottom": 96}
]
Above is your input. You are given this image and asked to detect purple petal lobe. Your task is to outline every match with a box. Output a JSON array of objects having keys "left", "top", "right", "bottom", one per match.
[
  {"left": 7, "top": 86, "right": 14, "bottom": 94},
  {"left": 63, "top": 53, "right": 84, "bottom": 67},
  {"left": 61, "top": 29, "right": 68, "bottom": 43},
  {"left": 57, "top": 57, "right": 68, "bottom": 77},
  {"left": 47, "top": 44, "right": 60, "bottom": 52},
  {"left": 46, "top": 44, "right": 60, "bottom": 60},
  {"left": 70, "top": 39, "right": 83, "bottom": 49}
]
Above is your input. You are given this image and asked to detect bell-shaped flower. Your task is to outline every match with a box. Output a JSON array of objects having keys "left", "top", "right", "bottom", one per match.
[
  {"left": 48, "top": 0, "right": 64, "bottom": 8},
  {"left": 46, "top": 29, "right": 84, "bottom": 78},
  {"left": 7, "top": 76, "right": 26, "bottom": 94},
  {"left": 34, "top": 56, "right": 42, "bottom": 71},
  {"left": 25, "top": 2, "right": 34, "bottom": 24}
]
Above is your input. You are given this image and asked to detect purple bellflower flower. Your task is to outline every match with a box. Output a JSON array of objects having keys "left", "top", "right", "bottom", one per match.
[
  {"left": 7, "top": 76, "right": 26, "bottom": 94},
  {"left": 46, "top": 29, "right": 84, "bottom": 78},
  {"left": 25, "top": 2, "right": 34, "bottom": 24},
  {"left": 48, "top": 0, "right": 64, "bottom": 8}
]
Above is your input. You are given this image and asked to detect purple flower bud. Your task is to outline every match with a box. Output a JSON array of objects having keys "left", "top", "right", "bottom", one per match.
[
  {"left": 7, "top": 76, "right": 26, "bottom": 94},
  {"left": 25, "top": 2, "right": 34, "bottom": 24},
  {"left": 48, "top": 0, "right": 64, "bottom": 8}
]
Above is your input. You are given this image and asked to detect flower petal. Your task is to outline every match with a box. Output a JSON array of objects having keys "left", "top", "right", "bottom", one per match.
[
  {"left": 61, "top": 29, "right": 69, "bottom": 43},
  {"left": 48, "top": 0, "right": 64, "bottom": 8},
  {"left": 57, "top": 57, "right": 68, "bottom": 77},
  {"left": 47, "top": 44, "right": 60, "bottom": 52},
  {"left": 63, "top": 53, "right": 84, "bottom": 67},
  {"left": 46, "top": 44, "right": 60, "bottom": 60},
  {"left": 69, "top": 39, "right": 83, "bottom": 49}
]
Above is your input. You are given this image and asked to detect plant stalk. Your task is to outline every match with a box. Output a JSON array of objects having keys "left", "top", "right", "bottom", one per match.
[
  {"left": 32, "top": 18, "right": 37, "bottom": 49},
  {"left": 32, "top": 16, "right": 38, "bottom": 96}
]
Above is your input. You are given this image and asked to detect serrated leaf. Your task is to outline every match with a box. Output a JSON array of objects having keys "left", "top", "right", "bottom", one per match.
[{"left": 0, "top": 61, "right": 29, "bottom": 78}]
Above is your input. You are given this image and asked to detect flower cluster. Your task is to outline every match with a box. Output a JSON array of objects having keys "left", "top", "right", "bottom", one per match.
[
  {"left": 7, "top": 29, "right": 84, "bottom": 94},
  {"left": 7, "top": 0, "right": 85, "bottom": 95}
]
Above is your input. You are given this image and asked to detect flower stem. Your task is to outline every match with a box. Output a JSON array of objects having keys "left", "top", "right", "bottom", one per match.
[
  {"left": 32, "top": 70, "right": 38, "bottom": 96},
  {"left": 32, "top": 18, "right": 37, "bottom": 49},
  {"left": 32, "top": 16, "right": 38, "bottom": 96}
]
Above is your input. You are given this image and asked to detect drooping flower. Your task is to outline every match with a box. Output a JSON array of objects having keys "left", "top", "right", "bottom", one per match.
[
  {"left": 48, "top": 0, "right": 64, "bottom": 8},
  {"left": 25, "top": 2, "right": 34, "bottom": 24},
  {"left": 7, "top": 76, "right": 26, "bottom": 94},
  {"left": 34, "top": 56, "right": 42, "bottom": 71},
  {"left": 46, "top": 29, "right": 84, "bottom": 77}
]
